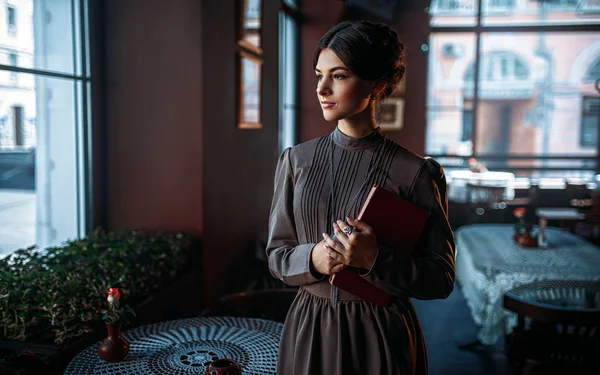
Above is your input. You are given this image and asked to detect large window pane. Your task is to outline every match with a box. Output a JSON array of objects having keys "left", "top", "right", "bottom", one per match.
[
  {"left": 426, "top": 33, "right": 477, "bottom": 155},
  {"left": 1, "top": 0, "right": 81, "bottom": 75},
  {"left": 0, "top": 73, "right": 85, "bottom": 257},
  {"left": 482, "top": 0, "right": 600, "bottom": 26},
  {"left": 0, "top": 0, "right": 89, "bottom": 258},
  {"left": 430, "top": 0, "right": 479, "bottom": 26},
  {"left": 279, "top": 11, "right": 298, "bottom": 152},
  {"left": 474, "top": 32, "right": 600, "bottom": 159}
]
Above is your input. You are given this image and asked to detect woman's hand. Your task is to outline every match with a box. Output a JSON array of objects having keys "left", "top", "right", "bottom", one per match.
[
  {"left": 323, "top": 218, "right": 379, "bottom": 270},
  {"left": 311, "top": 239, "right": 347, "bottom": 276}
]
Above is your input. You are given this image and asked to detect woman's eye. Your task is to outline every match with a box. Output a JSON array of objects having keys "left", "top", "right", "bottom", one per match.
[
  {"left": 315, "top": 75, "right": 322, "bottom": 81},
  {"left": 333, "top": 74, "right": 346, "bottom": 80}
]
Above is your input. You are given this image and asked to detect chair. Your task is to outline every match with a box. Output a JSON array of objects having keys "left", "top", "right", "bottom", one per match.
[
  {"left": 503, "top": 280, "right": 600, "bottom": 375},
  {"left": 218, "top": 288, "right": 298, "bottom": 323}
]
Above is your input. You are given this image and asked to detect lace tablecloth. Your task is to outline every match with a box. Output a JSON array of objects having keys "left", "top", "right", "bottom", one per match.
[
  {"left": 455, "top": 224, "right": 600, "bottom": 345},
  {"left": 64, "top": 316, "right": 283, "bottom": 375}
]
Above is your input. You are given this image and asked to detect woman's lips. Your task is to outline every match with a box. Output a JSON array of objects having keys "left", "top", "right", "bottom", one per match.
[{"left": 321, "top": 102, "right": 335, "bottom": 109}]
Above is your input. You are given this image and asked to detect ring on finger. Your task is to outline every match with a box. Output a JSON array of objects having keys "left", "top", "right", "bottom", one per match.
[{"left": 342, "top": 226, "right": 353, "bottom": 236}]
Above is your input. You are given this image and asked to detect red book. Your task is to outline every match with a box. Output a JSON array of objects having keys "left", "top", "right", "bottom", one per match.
[{"left": 329, "top": 185, "right": 430, "bottom": 307}]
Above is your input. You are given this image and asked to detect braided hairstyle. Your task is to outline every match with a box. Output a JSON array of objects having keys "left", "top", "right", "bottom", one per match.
[{"left": 313, "top": 21, "right": 406, "bottom": 101}]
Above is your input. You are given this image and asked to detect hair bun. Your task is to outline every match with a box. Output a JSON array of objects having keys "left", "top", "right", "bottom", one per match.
[{"left": 314, "top": 20, "right": 407, "bottom": 99}]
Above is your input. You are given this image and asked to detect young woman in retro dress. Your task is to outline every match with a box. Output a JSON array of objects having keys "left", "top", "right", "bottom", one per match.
[{"left": 266, "top": 20, "right": 456, "bottom": 375}]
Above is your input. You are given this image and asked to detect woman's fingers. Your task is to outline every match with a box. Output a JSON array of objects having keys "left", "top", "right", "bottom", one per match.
[
  {"left": 322, "top": 232, "right": 345, "bottom": 254},
  {"left": 333, "top": 221, "right": 352, "bottom": 246},
  {"left": 326, "top": 245, "right": 344, "bottom": 262},
  {"left": 346, "top": 217, "right": 372, "bottom": 233}
]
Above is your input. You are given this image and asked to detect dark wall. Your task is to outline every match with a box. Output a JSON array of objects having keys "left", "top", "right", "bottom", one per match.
[
  {"left": 300, "top": 1, "right": 430, "bottom": 156},
  {"left": 200, "top": 0, "right": 280, "bottom": 305},
  {"left": 105, "top": 0, "right": 204, "bottom": 234},
  {"left": 104, "top": 0, "right": 280, "bottom": 307}
]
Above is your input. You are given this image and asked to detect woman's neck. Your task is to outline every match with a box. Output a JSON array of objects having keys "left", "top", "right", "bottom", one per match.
[{"left": 337, "top": 109, "right": 377, "bottom": 138}]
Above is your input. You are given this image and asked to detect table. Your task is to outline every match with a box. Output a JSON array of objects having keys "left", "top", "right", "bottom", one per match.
[
  {"left": 447, "top": 170, "right": 515, "bottom": 204},
  {"left": 536, "top": 207, "right": 586, "bottom": 221},
  {"left": 64, "top": 316, "right": 283, "bottom": 375},
  {"left": 455, "top": 224, "right": 600, "bottom": 346}
]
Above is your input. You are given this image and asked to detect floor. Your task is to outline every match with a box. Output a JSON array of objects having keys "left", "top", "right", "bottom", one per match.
[{"left": 413, "top": 287, "right": 512, "bottom": 375}]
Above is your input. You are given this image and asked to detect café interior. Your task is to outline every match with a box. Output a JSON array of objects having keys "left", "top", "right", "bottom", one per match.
[{"left": 0, "top": 0, "right": 599, "bottom": 374}]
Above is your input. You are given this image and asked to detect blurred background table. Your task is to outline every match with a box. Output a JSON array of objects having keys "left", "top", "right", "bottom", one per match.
[
  {"left": 455, "top": 224, "right": 600, "bottom": 346},
  {"left": 447, "top": 170, "right": 516, "bottom": 205},
  {"left": 64, "top": 316, "right": 283, "bottom": 375}
]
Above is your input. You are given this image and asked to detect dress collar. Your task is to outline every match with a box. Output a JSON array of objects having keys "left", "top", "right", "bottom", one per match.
[{"left": 331, "top": 126, "right": 385, "bottom": 150}]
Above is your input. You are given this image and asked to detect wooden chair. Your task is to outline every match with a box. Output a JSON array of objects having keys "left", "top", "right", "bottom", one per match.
[
  {"left": 503, "top": 280, "right": 600, "bottom": 375},
  {"left": 218, "top": 288, "right": 298, "bottom": 323}
]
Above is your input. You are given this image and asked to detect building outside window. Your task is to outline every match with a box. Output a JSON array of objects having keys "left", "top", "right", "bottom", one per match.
[
  {"left": 427, "top": 0, "right": 600, "bottom": 178},
  {"left": 0, "top": 0, "right": 92, "bottom": 259}
]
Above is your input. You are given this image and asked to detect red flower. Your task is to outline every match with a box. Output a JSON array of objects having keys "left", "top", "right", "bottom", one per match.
[
  {"left": 513, "top": 207, "right": 526, "bottom": 218},
  {"left": 107, "top": 287, "right": 121, "bottom": 304}
]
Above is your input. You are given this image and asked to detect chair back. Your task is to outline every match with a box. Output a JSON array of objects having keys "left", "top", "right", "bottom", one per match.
[
  {"left": 218, "top": 288, "right": 298, "bottom": 323},
  {"left": 503, "top": 280, "right": 600, "bottom": 374}
]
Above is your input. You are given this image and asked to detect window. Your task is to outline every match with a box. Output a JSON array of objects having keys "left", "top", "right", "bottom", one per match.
[
  {"left": 237, "top": 0, "right": 263, "bottom": 129},
  {"left": 434, "top": 0, "right": 477, "bottom": 13},
  {"left": 7, "top": 5, "right": 16, "bottom": 33},
  {"left": 8, "top": 52, "right": 17, "bottom": 81},
  {"left": 11, "top": 105, "right": 23, "bottom": 146},
  {"left": 464, "top": 52, "right": 529, "bottom": 82},
  {"left": 585, "top": 58, "right": 600, "bottom": 82},
  {"left": 487, "top": 0, "right": 515, "bottom": 10},
  {"left": 581, "top": 97, "right": 600, "bottom": 148},
  {"left": 279, "top": 2, "right": 299, "bottom": 153},
  {"left": 428, "top": 3, "right": 600, "bottom": 178},
  {"left": 550, "top": 0, "right": 578, "bottom": 7},
  {"left": 0, "top": 0, "right": 91, "bottom": 259}
]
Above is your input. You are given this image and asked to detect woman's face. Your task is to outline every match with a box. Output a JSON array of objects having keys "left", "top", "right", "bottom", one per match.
[{"left": 315, "top": 48, "right": 373, "bottom": 122}]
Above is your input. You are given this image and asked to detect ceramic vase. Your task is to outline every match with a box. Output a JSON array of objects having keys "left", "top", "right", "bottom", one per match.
[{"left": 97, "top": 321, "right": 130, "bottom": 362}]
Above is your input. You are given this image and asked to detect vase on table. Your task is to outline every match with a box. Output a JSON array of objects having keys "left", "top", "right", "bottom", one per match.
[
  {"left": 98, "top": 321, "right": 130, "bottom": 362},
  {"left": 514, "top": 229, "right": 537, "bottom": 248},
  {"left": 204, "top": 358, "right": 242, "bottom": 375}
]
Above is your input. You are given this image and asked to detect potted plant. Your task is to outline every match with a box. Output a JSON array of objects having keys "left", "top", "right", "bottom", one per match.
[{"left": 0, "top": 228, "right": 195, "bottom": 373}]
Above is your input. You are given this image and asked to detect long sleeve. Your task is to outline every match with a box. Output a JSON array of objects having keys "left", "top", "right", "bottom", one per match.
[
  {"left": 266, "top": 148, "right": 324, "bottom": 286},
  {"left": 360, "top": 158, "right": 456, "bottom": 300}
]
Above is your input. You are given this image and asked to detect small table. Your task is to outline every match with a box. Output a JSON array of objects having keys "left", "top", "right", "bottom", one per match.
[
  {"left": 64, "top": 316, "right": 283, "bottom": 375},
  {"left": 455, "top": 224, "right": 600, "bottom": 346},
  {"left": 536, "top": 207, "right": 586, "bottom": 231}
]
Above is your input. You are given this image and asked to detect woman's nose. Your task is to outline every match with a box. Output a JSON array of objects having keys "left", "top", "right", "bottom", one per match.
[{"left": 316, "top": 79, "right": 331, "bottom": 96}]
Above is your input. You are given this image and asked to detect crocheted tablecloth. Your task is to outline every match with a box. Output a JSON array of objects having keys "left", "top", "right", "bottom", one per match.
[
  {"left": 64, "top": 316, "right": 283, "bottom": 375},
  {"left": 455, "top": 224, "right": 600, "bottom": 345}
]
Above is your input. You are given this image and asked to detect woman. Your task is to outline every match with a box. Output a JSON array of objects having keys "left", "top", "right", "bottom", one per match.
[{"left": 266, "top": 20, "right": 455, "bottom": 375}]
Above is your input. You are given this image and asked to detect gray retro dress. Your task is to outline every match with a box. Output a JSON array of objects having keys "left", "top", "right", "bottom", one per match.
[{"left": 266, "top": 127, "right": 456, "bottom": 375}]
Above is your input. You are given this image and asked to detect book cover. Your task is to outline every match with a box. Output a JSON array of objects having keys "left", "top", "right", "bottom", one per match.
[
  {"left": 356, "top": 184, "right": 430, "bottom": 252},
  {"left": 329, "top": 185, "right": 430, "bottom": 307}
]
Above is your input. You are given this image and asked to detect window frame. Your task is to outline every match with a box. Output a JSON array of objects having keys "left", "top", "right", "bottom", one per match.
[
  {"left": 278, "top": 1, "right": 301, "bottom": 153},
  {"left": 0, "top": 0, "right": 96, "bottom": 255}
]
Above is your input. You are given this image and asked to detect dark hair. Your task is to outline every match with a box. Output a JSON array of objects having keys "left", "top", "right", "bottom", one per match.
[{"left": 313, "top": 21, "right": 406, "bottom": 100}]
